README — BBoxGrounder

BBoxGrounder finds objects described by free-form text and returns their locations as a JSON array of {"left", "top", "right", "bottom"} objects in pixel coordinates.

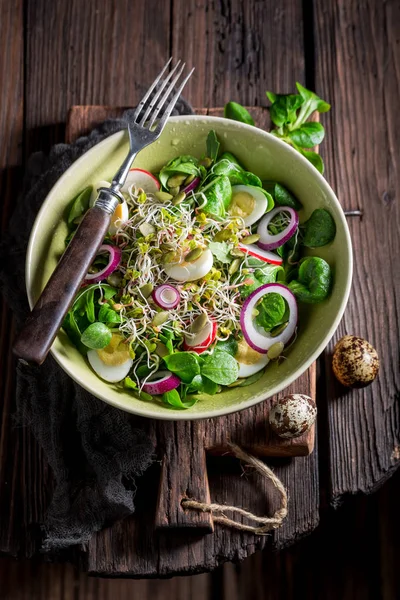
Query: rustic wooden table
[{"left": 0, "top": 0, "right": 399, "bottom": 580}]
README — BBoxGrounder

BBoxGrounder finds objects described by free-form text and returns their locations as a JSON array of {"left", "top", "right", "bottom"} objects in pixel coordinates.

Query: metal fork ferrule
[{"left": 94, "top": 188, "right": 124, "bottom": 214}]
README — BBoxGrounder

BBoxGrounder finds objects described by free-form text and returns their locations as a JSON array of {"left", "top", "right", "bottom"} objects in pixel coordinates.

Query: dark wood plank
[
  {"left": 314, "top": 0, "right": 400, "bottom": 502},
  {"left": 0, "top": 556, "right": 211, "bottom": 599},
  {"left": 66, "top": 106, "right": 125, "bottom": 144},
  {"left": 170, "top": 0, "right": 305, "bottom": 107},
  {"left": 1, "top": 473, "right": 399, "bottom": 596},
  {"left": 0, "top": 0, "right": 24, "bottom": 557},
  {"left": 378, "top": 469, "right": 400, "bottom": 600},
  {"left": 7, "top": 0, "right": 173, "bottom": 560},
  {"left": 156, "top": 421, "right": 214, "bottom": 531},
  {"left": 221, "top": 479, "right": 400, "bottom": 600},
  {"left": 25, "top": 0, "right": 171, "bottom": 154}
]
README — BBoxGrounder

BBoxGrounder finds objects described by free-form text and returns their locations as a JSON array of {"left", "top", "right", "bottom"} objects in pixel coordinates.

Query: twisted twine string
[{"left": 181, "top": 444, "right": 288, "bottom": 535}]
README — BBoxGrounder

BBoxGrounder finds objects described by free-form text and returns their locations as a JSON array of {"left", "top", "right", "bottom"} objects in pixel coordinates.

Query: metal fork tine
[
  {"left": 112, "top": 61, "right": 193, "bottom": 192},
  {"left": 132, "top": 58, "right": 173, "bottom": 120},
  {"left": 147, "top": 62, "right": 187, "bottom": 129},
  {"left": 138, "top": 60, "right": 182, "bottom": 126},
  {"left": 153, "top": 68, "right": 195, "bottom": 134}
]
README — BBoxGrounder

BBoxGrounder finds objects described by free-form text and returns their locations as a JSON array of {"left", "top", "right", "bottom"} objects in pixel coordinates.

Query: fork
[{"left": 13, "top": 59, "right": 194, "bottom": 365}]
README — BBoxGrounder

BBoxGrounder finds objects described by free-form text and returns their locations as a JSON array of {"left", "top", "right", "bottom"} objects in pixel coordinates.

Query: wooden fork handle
[{"left": 13, "top": 205, "right": 112, "bottom": 365}]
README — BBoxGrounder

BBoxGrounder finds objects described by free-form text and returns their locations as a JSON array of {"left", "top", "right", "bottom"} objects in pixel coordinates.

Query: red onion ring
[
  {"left": 142, "top": 371, "right": 180, "bottom": 395},
  {"left": 152, "top": 285, "right": 180, "bottom": 309},
  {"left": 85, "top": 244, "right": 122, "bottom": 283},
  {"left": 240, "top": 283, "right": 298, "bottom": 354},
  {"left": 257, "top": 206, "right": 299, "bottom": 251},
  {"left": 182, "top": 176, "right": 201, "bottom": 195}
]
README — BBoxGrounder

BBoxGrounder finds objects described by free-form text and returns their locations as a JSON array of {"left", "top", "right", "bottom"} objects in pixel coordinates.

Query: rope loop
[{"left": 181, "top": 444, "right": 288, "bottom": 534}]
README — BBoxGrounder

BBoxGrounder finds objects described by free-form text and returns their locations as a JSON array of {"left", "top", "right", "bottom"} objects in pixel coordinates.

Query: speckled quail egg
[
  {"left": 332, "top": 335, "right": 379, "bottom": 388},
  {"left": 269, "top": 394, "right": 317, "bottom": 439}
]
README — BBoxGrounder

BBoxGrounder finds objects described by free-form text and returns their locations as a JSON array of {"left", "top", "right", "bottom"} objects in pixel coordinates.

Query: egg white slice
[
  {"left": 230, "top": 185, "right": 268, "bottom": 226},
  {"left": 237, "top": 354, "right": 270, "bottom": 378},
  {"left": 164, "top": 248, "right": 213, "bottom": 282},
  {"left": 87, "top": 350, "right": 133, "bottom": 383}
]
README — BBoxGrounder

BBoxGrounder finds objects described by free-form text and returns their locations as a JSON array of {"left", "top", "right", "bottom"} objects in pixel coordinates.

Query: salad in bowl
[
  {"left": 27, "top": 115, "right": 352, "bottom": 418},
  {"left": 60, "top": 129, "right": 337, "bottom": 410}
]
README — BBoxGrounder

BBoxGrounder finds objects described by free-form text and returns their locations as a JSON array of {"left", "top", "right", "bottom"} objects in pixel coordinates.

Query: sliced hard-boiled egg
[
  {"left": 237, "top": 355, "right": 270, "bottom": 377},
  {"left": 109, "top": 199, "right": 129, "bottom": 235},
  {"left": 120, "top": 168, "right": 160, "bottom": 194},
  {"left": 89, "top": 180, "right": 130, "bottom": 234},
  {"left": 164, "top": 248, "right": 213, "bottom": 282},
  {"left": 235, "top": 337, "right": 270, "bottom": 377},
  {"left": 229, "top": 185, "right": 269, "bottom": 226},
  {"left": 87, "top": 334, "right": 133, "bottom": 383}
]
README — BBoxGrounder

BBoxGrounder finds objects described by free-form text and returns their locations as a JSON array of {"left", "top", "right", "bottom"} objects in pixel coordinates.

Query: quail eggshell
[
  {"left": 269, "top": 394, "right": 317, "bottom": 439},
  {"left": 332, "top": 335, "right": 379, "bottom": 388}
]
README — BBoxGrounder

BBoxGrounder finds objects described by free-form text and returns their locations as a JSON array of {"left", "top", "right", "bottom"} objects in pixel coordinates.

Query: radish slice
[
  {"left": 152, "top": 285, "right": 180, "bottom": 309},
  {"left": 238, "top": 243, "right": 283, "bottom": 265},
  {"left": 142, "top": 370, "right": 180, "bottom": 395},
  {"left": 120, "top": 168, "right": 160, "bottom": 194},
  {"left": 183, "top": 319, "right": 217, "bottom": 354},
  {"left": 85, "top": 244, "right": 122, "bottom": 283},
  {"left": 182, "top": 176, "right": 201, "bottom": 195},
  {"left": 257, "top": 206, "right": 299, "bottom": 250},
  {"left": 240, "top": 284, "right": 297, "bottom": 354}
]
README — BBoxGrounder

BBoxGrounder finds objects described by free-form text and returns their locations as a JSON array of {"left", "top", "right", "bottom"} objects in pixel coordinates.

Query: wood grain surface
[
  {"left": 314, "top": 0, "right": 400, "bottom": 502},
  {"left": 0, "top": 0, "right": 399, "bottom": 584},
  {"left": 1, "top": 468, "right": 399, "bottom": 598},
  {"left": 0, "top": 0, "right": 24, "bottom": 558}
]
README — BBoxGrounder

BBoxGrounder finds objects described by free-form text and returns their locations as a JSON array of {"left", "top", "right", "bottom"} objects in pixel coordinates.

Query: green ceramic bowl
[{"left": 26, "top": 116, "right": 352, "bottom": 420}]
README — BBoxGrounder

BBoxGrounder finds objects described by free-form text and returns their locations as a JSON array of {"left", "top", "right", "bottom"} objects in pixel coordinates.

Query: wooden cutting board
[{"left": 66, "top": 105, "right": 318, "bottom": 568}]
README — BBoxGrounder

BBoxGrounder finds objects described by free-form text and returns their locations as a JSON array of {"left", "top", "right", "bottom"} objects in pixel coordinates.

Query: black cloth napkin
[{"left": 0, "top": 96, "right": 194, "bottom": 551}]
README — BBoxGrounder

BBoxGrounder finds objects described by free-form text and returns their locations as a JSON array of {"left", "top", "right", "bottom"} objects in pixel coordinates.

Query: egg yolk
[
  {"left": 110, "top": 202, "right": 126, "bottom": 229},
  {"left": 229, "top": 191, "right": 255, "bottom": 219},
  {"left": 97, "top": 334, "right": 130, "bottom": 366},
  {"left": 235, "top": 337, "right": 263, "bottom": 365}
]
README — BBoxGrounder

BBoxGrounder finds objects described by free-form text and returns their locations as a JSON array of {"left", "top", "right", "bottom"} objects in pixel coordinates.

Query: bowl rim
[{"left": 26, "top": 114, "right": 353, "bottom": 421}]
